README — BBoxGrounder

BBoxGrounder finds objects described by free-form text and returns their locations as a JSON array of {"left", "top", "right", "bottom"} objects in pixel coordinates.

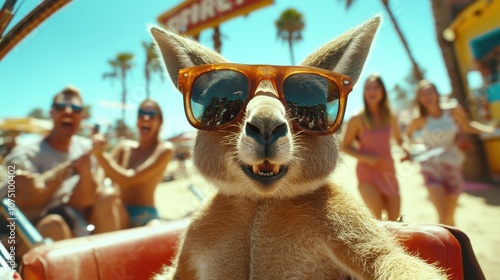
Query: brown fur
[{"left": 150, "top": 16, "right": 447, "bottom": 280}]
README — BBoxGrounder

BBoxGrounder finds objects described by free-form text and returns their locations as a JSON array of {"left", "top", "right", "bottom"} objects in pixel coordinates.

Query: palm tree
[
  {"left": 212, "top": 26, "right": 222, "bottom": 53},
  {"left": 142, "top": 41, "right": 163, "bottom": 99},
  {"left": 103, "top": 52, "right": 134, "bottom": 122},
  {"left": 114, "top": 119, "right": 136, "bottom": 140},
  {"left": 430, "top": 0, "right": 489, "bottom": 181},
  {"left": 0, "top": 0, "right": 71, "bottom": 59},
  {"left": 275, "top": 8, "right": 304, "bottom": 65},
  {"left": 341, "top": 0, "right": 424, "bottom": 81},
  {"left": 27, "top": 107, "right": 49, "bottom": 119},
  {"left": 380, "top": 0, "right": 424, "bottom": 81},
  {"left": 429, "top": 0, "right": 468, "bottom": 109}
]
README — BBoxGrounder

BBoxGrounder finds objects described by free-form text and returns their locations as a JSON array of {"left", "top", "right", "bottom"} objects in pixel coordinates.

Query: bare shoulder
[
  {"left": 406, "top": 116, "right": 426, "bottom": 137},
  {"left": 112, "top": 139, "right": 138, "bottom": 151},
  {"left": 115, "top": 139, "right": 137, "bottom": 153},
  {"left": 153, "top": 141, "right": 175, "bottom": 158},
  {"left": 347, "top": 114, "right": 362, "bottom": 127},
  {"left": 158, "top": 141, "right": 174, "bottom": 152},
  {"left": 341, "top": 115, "right": 363, "bottom": 144},
  {"left": 122, "top": 139, "right": 139, "bottom": 149},
  {"left": 346, "top": 114, "right": 364, "bottom": 134}
]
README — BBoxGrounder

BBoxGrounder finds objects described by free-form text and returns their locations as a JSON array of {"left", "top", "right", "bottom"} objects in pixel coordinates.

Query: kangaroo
[{"left": 150, "top": 16, "right": 446, "bottom": 280}]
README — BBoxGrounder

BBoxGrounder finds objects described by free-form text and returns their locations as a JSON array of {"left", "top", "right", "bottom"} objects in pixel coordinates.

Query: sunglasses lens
[
  {"left": 283, "top": 73, "right": 340, "bottom": 132},
  {"left": 71, "top": 104, "right": 83, "bottom": 113},
  {"left": 139, "top": 109, "right": 156, "bottom": 118},
  {"left": 191, "top": 70, "right": 248, "bottom": 127},
  {"left": 53, "top": 103, "right": 83, "bottom": 113},
  {"left": 53, "top": 103, "right": 66, "bottom": 111}
]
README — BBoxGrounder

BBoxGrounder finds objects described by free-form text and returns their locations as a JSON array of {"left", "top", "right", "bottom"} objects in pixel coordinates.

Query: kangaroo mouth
[{"left": 241, "top": 160, "right": 288, "bottom": 185}]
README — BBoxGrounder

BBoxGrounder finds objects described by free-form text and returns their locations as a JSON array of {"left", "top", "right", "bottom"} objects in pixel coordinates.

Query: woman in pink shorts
[
  {"left": 341, "top": 74, "right": 408, "bottom": 221},
  {"left": 406, "top": 80, "right": 494, "bottom": 226}
]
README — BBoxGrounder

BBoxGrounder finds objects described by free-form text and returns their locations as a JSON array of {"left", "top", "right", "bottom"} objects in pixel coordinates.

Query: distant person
[
  {"left": 0, "top": 131, "right": 19, "bottom": 163},
  {"left": 341, "top": 74, "right": 408, "bottom": 221},
  {"left": 1, "top": 86, "right": 116, "bottom": 253},
  {"left": 406, "top": 80, "right": 494, "bottom": 226},
  {"left": 92, "top": 99, "right": 174, "bottom": 228}
]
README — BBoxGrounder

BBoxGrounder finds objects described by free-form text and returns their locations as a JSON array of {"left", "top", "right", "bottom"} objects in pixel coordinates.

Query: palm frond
[
  {"left": 275, "top": 8, "right": 305, "bottom": 42},
  {"left": 338, "top": 0, "right": 354, "bottom": 9},
  {"left": 102, "top": 71, "right": 117, "bottom": 79}
]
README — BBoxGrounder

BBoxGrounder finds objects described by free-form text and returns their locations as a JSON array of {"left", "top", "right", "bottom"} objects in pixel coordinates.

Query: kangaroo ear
[
  {"left": 149, "top": 26, "right": 228, "bottom": 85},
  {"left": 300, "top": 16, "right": 381, "bottom": 85}
]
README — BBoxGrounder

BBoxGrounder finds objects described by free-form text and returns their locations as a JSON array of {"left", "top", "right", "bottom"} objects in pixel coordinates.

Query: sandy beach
[{"left": 155, "top": 153, "right": 500, "bottom": 279}]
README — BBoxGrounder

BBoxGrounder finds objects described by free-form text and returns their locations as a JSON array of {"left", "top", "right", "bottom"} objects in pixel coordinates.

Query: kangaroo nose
[
  {"left": 245, "top": 118, "right": 288, "bottom": 151},
  {"left": 243, "top": 94, "right": 290, "bottom": 156},
  {"left": 244, "top": 108, "right": 288, "bottom": 158}
]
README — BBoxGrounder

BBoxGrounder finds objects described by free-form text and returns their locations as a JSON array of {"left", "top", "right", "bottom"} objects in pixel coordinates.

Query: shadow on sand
[{"left": 464, "top": 181, "right": 500, "bottom": 206}]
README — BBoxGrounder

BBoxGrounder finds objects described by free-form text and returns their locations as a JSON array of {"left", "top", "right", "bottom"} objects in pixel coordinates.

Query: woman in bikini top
[{"left": 92, "top": 99, "right": 175, "bottom": 229}]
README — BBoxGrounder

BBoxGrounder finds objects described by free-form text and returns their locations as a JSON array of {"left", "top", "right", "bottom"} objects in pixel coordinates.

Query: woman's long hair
[{"left": 361, "top": 74, "right": 392, "bottom": 129}]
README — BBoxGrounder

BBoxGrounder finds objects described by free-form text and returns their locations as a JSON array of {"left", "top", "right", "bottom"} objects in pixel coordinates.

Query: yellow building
[{"left": 445, "top": 0, "right": 500, "bottom": 181}]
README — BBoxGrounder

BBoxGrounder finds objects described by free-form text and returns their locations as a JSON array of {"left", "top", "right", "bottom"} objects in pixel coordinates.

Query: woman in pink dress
[{"left": 341, "top": 74, "right": 408, "bottom": 220}]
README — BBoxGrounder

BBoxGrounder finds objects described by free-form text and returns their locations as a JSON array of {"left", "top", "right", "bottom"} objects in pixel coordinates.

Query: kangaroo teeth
[
  {"left": 272, "top": 164, "right": 280, "bottom": 174},
  {"left": 251, "top": 162, "right": 282, "bottom": 177},
  {"left": 252, "top": 165, "right": 260, "bottom": 174}
]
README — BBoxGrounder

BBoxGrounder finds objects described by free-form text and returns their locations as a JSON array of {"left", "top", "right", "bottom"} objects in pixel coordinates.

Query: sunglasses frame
[
  {"left": 52, "top": 102, "right": 83, "bottom": 113},
  {"left": 138, "top": 109, "right": 158, "bottom": 118},
  {"left": 178, "top": 63, "right": 353, "bottom": 135}
]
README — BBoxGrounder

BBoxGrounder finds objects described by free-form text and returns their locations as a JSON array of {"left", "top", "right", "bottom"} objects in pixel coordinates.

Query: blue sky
[{"left": 0, "top": 0, "right": 450, "bottom": 138}]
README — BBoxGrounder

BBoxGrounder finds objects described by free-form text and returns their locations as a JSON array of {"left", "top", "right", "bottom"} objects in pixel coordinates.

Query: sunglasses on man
[
  {"left": 52, "top": 103, "right": 83, "bottom": 113},
  {"left": 177, "top": 63, "right": 353, "bottom": 135},
  {"left": 138, "top": 109, "right": 158, "bottom": 118}
]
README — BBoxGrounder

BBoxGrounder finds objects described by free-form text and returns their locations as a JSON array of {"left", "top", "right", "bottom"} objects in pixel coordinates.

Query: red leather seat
[
  {"left": 20, "top": 220, "right": 483, "bottom": 280},
  {"left": 382, "top": 222, "right": 463, "bottom": 280},
  {"left": 20, "top": 219, "right": 189, "bottom": 280}
]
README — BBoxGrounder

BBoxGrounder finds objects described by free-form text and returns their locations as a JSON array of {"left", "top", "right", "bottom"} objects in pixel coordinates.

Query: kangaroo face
[
  {"left": 150, "top": 16, "right": 380, "bottom": 199},
  {"left": 192, "top": 87, "right": 339, "bottom": 199}
]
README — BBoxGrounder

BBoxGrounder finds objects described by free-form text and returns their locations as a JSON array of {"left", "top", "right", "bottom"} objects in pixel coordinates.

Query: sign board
[{"left": 158, "top": 0, "right": 273, "bottom": 36}]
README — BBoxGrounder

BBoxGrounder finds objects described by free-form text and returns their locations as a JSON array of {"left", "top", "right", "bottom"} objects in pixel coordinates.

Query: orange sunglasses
[{"left": 177, "top": 63, "right": 353, "bottom": 135}]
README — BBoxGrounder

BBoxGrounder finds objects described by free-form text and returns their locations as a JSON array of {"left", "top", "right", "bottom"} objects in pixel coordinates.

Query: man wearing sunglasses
[{"left": 2, "top": 87, "right": 109, "bottom": 255}]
